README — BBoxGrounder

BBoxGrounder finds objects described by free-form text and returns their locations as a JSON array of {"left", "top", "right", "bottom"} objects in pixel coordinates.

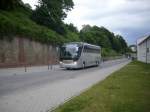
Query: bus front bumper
[{"left": 59, "top": 61, "right": 79, "bottom": 69}]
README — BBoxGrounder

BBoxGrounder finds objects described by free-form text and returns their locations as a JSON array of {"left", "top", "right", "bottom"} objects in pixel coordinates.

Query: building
[{"left": 137, "top": 35, "right": 150, "bottom": 63}]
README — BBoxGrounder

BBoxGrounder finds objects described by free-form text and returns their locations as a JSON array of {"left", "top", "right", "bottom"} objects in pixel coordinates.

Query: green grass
[{"left": 53, "top": 61, "right": 150, "bottom": 112}]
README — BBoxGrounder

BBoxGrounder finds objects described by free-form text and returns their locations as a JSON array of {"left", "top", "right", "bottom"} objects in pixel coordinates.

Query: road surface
[{"left": 0, "top": 59, "right": 130, "bottom": 112}]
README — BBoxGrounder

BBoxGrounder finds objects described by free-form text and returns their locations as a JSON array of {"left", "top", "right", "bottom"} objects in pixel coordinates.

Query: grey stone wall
[{"left": 0, "top": 37, "right": 59, "bottom": 68}]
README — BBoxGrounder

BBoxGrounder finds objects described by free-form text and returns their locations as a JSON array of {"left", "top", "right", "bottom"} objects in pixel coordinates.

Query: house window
[{"left": 147, "top": 48, "right": 149, "bottom": 53}]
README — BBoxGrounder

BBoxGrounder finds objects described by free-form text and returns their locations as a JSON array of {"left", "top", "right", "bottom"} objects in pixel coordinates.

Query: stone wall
[{"left": 0, "top": 37, "right": 59, "bottom": 68}]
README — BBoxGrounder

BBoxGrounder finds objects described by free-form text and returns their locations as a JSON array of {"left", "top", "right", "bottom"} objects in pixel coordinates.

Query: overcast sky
[{"left": 22, "top": 0, "right": 150, "bottom": 45}]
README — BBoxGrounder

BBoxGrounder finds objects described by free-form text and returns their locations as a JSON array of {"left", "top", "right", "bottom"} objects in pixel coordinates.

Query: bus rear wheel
[{"left": 96, "top": 61, "right": 99, "bottom": 66}]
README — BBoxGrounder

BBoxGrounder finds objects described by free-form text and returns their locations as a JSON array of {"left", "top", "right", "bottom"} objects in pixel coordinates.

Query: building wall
[
  {"left": 147, "top": 38, "right": 150, "bottom": 63},
  {"left": 137, "top": 38, "right": 150, "bottom": 63},
  {"left": 0, "top": 37, "right": 59, "bottom": 68}
]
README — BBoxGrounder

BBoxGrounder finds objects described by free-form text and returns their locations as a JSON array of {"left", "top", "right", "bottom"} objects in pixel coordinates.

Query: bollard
[
  {"left": 25, "top": 65, "right": 27, "bottom": 72},
  {"left": 48, "top": 64, "right": 50, "bottom": 70},
  {"left": 51, "top": 64, "right": 53, "bottom": 70}
]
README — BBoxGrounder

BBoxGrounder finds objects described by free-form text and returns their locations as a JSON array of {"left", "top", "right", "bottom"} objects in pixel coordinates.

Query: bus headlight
[
  {"left": 60, "top": 61, "right": 62, "bottom": 64},
  {"left": 73, "top": 61, "right": 77, "bottom": 65}
]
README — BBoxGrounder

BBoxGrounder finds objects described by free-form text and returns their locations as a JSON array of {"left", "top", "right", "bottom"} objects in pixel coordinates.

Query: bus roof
[{"left": 64, "top": 42, "right": 101, "bottom": 49}]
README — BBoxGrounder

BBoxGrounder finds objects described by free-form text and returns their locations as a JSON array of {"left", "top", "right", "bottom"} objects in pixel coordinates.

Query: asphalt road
[
  {"left": 0, "top": 58, "right": 131, "bottom": 112},
  {"left": 0, "top": 58, "right": 128, "bottom": 97}
]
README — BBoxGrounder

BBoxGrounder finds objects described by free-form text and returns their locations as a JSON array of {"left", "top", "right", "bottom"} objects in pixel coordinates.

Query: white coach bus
[{"left": 59, "top": 42, "right": 101, "bottom": 69}]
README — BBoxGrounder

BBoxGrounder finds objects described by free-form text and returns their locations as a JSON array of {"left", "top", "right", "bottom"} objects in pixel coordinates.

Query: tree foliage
[
  {"left": 65, "top": 23, "right": 78, "bottom": 33},
  {"left": 31, "top": 0, "right": 74, "bottom": 34},
  {"left": 80, "top": 25, "right": 128, "bottom": 54},
  {"left": 0, "top": 0, "right": 23, "bottom": 10}
]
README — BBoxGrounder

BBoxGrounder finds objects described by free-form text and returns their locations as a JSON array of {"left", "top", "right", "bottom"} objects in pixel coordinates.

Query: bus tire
[
  {"left": 82, "top": 62, "right": 85, "bottom": 69},
  {"left": 96, "top": 61, "right": 99, "bottom": 66}
]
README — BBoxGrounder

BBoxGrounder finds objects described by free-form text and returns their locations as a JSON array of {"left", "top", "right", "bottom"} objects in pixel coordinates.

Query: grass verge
[{"left": 53, "top": 61, "right": 150, "bottom": 112}]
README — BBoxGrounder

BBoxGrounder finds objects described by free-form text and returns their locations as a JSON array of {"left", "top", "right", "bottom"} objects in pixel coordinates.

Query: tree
[
  {"left": 80, "top": 25, "right": 111, "bottom": 47},
  {"left": 79, "top": 25, "right": 128, "bottom": 54},
  {"left": 112, "top": 36, "right": 122, "bottom": 52},
  {"left": 65, "top": 23, "right": 78, "bottom": 33},
  {"left": 0, "top": 0, "right": 21, "bottom": 10},
  {"left": 115, "top": 35, "right": 128, "bottom": 53},
  {"left": 24, "top": 3, "right": 32, "bottom": 10},
  {"left": 31, "top": 0, "right": 74, "bottom": 34}
]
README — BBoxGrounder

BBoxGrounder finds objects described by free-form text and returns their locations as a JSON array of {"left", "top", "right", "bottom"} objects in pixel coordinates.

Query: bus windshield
[{"left": 60, "top": 44, "right": 82, "bottom": 60}]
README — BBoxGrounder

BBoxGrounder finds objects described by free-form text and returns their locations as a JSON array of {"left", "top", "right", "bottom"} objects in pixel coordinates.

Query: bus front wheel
[{"left": 82, "top": 62, "right": 85, "bottom": 69}]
